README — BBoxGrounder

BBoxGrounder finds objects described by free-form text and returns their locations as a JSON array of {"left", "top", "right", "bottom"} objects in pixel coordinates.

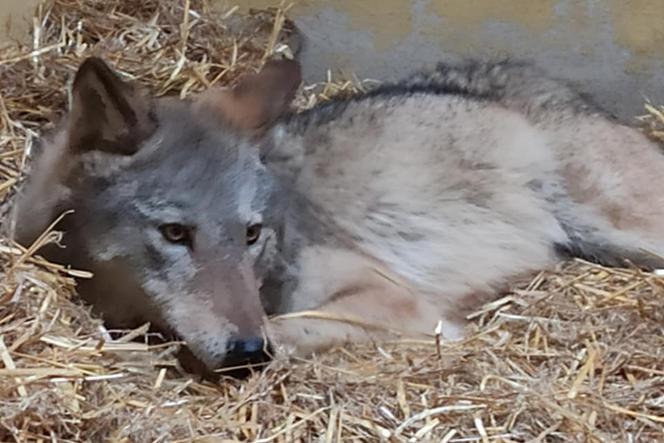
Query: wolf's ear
[
  {"left": 67, "top": 57, "right": 157, "bottom": 155},
  {"left": 195, "top": 58, "right": 302, "bottom": 135}
]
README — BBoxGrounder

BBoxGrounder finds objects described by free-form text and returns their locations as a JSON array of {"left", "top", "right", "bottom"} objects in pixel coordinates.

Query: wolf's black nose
[{"left": 224, "top": 337, "right": 271, "bottom": 369}]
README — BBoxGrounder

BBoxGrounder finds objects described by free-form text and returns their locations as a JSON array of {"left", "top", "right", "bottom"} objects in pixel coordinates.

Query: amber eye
[
  {"left": 159, "top": 223, "right": 192, "bottom": 246},
  {"left": 246, "top": 223, "right": 262, "bottom": 246}
]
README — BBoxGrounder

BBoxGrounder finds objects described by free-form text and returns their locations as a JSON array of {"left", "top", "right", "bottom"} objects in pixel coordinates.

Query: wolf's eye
[
  {"left": 246, "top": 223, "right": 262, "bottom": 246},
  {"left": 159, "top": 223, "right": 192, "bottom": 246}
]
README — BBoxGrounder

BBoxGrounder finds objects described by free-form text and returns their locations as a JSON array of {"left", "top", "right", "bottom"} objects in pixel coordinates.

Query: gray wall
[{"left": 239, "top": 0, "right": 664, "bottom": 122}]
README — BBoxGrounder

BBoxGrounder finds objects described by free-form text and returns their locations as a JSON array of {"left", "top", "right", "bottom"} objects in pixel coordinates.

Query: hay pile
[{"left": 0, "top": 1, "right": 662, "bottom": 441}]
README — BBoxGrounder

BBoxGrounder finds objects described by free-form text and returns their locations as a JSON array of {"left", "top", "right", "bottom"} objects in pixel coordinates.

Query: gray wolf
[{"left": 12, "top": 56, "right": 664, "bottom": 372}]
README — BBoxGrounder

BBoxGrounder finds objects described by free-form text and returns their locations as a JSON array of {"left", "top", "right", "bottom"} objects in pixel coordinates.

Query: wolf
[{"left": 12, "top": 55, "right": 664, "bottom": 372}]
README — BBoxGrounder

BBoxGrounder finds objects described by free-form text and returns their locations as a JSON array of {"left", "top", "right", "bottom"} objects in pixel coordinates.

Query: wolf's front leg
[{"left": 264, "top": 278, "right": 465, "bottom": 359}]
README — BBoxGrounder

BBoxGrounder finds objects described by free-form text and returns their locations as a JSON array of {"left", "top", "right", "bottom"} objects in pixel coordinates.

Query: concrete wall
[
  {"left": 237, "top": 0, "right": 664, "bottom": 122},
  {"left": 2, "top": 1, "right": 662, "bottom": 121},
  {"left": 1, "top": 0, "right": 40, "bottom": 45}
]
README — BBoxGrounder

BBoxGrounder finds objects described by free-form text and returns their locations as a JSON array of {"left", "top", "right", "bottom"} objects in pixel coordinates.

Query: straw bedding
[{"left": 0, "top": 1, "right": 662, "bottom": 441}]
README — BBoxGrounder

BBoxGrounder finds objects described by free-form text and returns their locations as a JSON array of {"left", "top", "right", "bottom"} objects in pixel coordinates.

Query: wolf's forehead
[
  {"left": 117, "top": 110, "right": 271, "bottom": 215},
  {"left": 131, "top": 198, "right": 189, "bottom": 221},
  {"left": 125, "top": 150, "right": 268, "bottom": 220}
]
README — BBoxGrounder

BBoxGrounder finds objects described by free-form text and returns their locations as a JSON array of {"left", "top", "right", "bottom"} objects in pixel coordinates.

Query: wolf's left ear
[{"left": 195, "top": 59, "right": 302, "bottom": 135}]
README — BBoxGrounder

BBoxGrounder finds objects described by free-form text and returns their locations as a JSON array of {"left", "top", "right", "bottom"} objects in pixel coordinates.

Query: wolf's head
[{"left": 13, "top": 57, "right": 302, "bottom": 371}]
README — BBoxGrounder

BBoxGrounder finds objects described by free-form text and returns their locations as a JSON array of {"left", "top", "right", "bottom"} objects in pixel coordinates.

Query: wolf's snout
[
  {"left": 221, "top": 336, "right": 272, "bottom": 370},
  {"left": 174, "top": 335, "right": 272, "bottom": 380}
]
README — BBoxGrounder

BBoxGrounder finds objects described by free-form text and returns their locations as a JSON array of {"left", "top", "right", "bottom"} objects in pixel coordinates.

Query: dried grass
[
  {"left": 639, "top": 102, "right": 664, "bottom": 145},
  {"left": 0, "top": 1, "right": 663, "bottom": 442}
]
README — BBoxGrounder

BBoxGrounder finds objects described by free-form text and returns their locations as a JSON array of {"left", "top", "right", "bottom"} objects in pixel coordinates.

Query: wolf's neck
[{"left": 260, "top": 138, "right": 340, "bottom": 315}]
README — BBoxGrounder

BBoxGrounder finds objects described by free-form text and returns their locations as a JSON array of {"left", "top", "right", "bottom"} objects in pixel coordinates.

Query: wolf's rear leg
[{"left": 551, "top": 120, "right": 664, "bottom": 271}]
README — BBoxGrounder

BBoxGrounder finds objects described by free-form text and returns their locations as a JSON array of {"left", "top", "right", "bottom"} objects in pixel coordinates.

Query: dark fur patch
[
  {"left": 555, "top": 226, "right": 664, "bottom": 271},
  {"left": 143, "top": 242, "right": 168, "bottom": 269},
  {"left": 283, "top": 57, "right": 620, "bottom": 138}
]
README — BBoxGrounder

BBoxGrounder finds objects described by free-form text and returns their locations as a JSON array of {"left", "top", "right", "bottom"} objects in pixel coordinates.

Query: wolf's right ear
[
  {"left": 67, "top": 57, "right": 157, "bottom": 156},
  {"left": 194, "top": 59, "right": 302, "bottom": 136}
]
